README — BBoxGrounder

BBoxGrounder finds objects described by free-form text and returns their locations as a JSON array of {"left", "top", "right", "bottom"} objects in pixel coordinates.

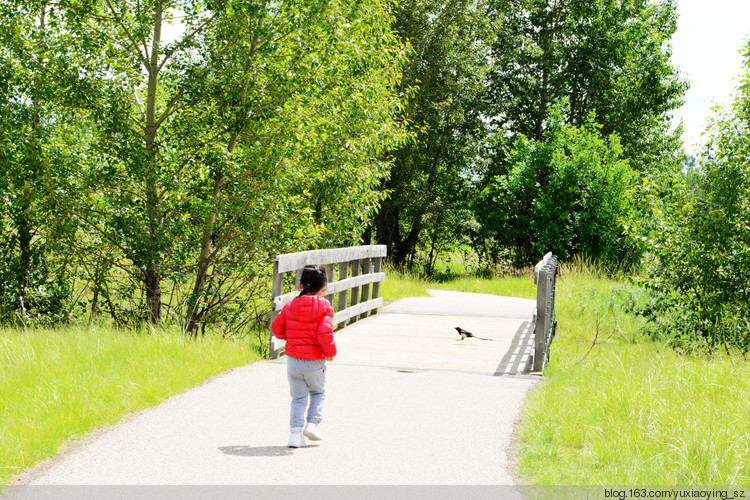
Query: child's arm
[
  {"left": 317, "top": 306, "right": 336, "bottom": 359},
  {"left": 271, "top": 308, "right": 287, "bottom": 340}
]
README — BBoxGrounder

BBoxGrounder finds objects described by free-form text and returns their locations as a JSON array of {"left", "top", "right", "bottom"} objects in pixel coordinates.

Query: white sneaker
[
  {"left": 303, "top": 422, "right": 322, "bottom": 441},
  {"left": 288, "top": 431, "right": 306, "bottom": 448}
]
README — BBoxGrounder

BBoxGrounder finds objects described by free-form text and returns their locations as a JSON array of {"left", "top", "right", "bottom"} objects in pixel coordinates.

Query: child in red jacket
[{"left": 272, "top": 264, "right": 337, "bottom": 448}]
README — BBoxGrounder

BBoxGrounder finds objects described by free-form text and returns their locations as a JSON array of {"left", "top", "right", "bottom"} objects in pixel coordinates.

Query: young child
[{"left": 271, "top": 264, "right": 337, "bottom": 448}]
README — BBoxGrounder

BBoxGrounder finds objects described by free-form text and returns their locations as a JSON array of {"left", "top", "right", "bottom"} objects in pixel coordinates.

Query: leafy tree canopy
[
  {"left": 628, "top": 42, "right": 750, "bottom": 352},
  {"left": 478, "top": 102, "right": 635, "bottom": 266}
]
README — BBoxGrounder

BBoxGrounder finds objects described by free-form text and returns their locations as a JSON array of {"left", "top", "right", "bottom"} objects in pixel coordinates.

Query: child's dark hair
[{"left": 298, "top": 265, "right": 328, "bottom": 297}]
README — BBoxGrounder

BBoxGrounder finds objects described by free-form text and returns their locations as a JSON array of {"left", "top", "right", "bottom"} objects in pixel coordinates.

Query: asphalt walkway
[{"left": 14, "top": 290, "right": 540, "bottom": 486}]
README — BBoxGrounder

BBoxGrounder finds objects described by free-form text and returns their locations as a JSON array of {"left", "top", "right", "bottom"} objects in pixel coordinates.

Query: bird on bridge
[{"left": 454, "top": 327, "right": 493, "bottom": 341}]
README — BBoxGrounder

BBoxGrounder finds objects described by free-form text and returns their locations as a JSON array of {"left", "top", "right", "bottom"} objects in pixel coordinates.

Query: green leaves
[
  {"left": 477, "top": 102, "right": 635, "bottom": 267},
  {"left": 629, "top": 44, "right": 750, "bottom": 351},
  {"left": 487, "top": 0, "right": 687, "bottom": 175},
  {"left": 0, "top": 0, "right": 406, "bottom": 332},
  {"left": 376, "top": 0, "right": 496, "bottom": 267}
]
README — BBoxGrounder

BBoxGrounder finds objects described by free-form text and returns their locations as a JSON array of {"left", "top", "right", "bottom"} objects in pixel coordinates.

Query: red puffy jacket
[{"left": 272, "top": 295, "right": 337, "bottom": 359}]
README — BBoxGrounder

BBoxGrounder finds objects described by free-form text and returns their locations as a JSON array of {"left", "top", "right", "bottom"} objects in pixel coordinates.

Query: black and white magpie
[{"left": 454, "top": 327, "right": 493, "bottom": 341}]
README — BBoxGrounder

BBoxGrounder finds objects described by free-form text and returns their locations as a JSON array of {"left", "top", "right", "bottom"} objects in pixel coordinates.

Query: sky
[{"left": 670, "top": 0, "right": 750, "bottom": 156}]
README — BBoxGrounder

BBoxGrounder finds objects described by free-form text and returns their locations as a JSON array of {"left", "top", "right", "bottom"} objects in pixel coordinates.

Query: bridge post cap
[{"left": 534, "top": 252, "right": 557, "bottom": 284}]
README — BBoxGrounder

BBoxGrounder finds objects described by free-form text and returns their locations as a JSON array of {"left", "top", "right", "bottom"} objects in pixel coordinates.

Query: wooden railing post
[
  {"left": 349, "top": 258, "right": 360, "bottom": 324},
  {"left": 371, "top": 257, "right": 382, "bottom": 315},
  {"left": 359, "top": 258, "right": 372, "bottom": 320},
  {"left": 533, "top": 271, "right": 548, "bottom": 372},
  {"left": 269, "top": 259, "right": 284, "bottom": 359},
  {"left": 533, "top": 252, "right": 558, "bottom": 371},
  {"left": 337, "top": 261, "right": 349, "bottom": 326},
  {"left": 323, "top": 264, "right": 336, "bottom": 304}
]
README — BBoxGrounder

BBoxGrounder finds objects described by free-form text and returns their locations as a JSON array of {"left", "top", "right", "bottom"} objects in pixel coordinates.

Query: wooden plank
[
  {"left": 330, "top": 272, "right": 384, "bottom": 295},
  {"left": 276, "top": 245, "right": 387, "bottom": 274},
  {"left": 332, "top": 298, "right": 383, "bottom": 326},
  {"left": 337, "top": 261, "right": 349, "bottom": 314},
  {"left": 359, "top": 258, "right": 372, "bottom": 320},
  {"left": 272, "top": 273, "right": 386, "bottom": 312},
  {"left": 269, "top": 260, "right": 285, "bottom": 359},
  {"left": 273, "top": 290, "right": 299, "bottom": 311}
]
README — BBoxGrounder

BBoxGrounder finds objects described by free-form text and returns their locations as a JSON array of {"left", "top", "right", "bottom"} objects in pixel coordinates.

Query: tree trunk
[
  {"left": 185, "top": 166, "right": 230, "bottom": 335},
  {"left": 16, "top": 212, "right": 33, "bottom": 311},
  {"left": 375, "top": 200, "right": 401, "bottom": 260},
  {"left": 143, "top": 5, "right": 163, "bottom": 323},
  {"left": 143, "top": 268, "right": 161, "bottom": 323},
  {"left": 391, "top": 148, "right": 442, "bottom": 267}
]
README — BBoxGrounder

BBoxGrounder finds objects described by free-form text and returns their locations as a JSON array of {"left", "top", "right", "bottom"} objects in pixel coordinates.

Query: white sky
[{"left": 670, "top": 0, "right": 750, "bottom": 156}]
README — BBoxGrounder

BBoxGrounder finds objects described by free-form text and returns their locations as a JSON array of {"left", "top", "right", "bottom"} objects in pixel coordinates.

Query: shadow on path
[
  {"left": 494, "top": 321, "right": 534, "bottom": 376},
  {"left": 218, "top": 446, "right": 293, "bottom": 458}
]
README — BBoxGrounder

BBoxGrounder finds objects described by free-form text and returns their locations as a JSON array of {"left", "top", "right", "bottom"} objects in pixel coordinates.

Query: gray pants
[{"left": 286, "top": 356, "right": 327, "bottom": 431}]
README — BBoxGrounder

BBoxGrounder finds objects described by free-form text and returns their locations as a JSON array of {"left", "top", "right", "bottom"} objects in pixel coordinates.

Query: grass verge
[
  {"left": 0, "top": 326, "right": 259, "bottom": 485},
  {"left": 516, "top": 262, "right": 750, "bottom": 484}
]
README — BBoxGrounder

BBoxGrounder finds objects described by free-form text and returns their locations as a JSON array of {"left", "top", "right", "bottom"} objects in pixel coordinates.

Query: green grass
[
  {"left": 515, "top": 261, "right": 750, "bottom": 485},
  {"left": 380, "top": 264, "right": 537, "bottom": 302},
  {"left": 0, "top": 325, "right": 260, "bottom": 485},
  {"left": 428, "top": 274, "right": 537, "bottom": 299},
  {"left": 379, "top": 265, "right": 431, "bottom": 302}
]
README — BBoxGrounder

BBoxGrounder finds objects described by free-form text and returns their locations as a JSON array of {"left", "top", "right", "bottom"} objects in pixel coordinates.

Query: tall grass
[
  {"left": 516, "top": 260, "right": 750, "bottom": 484},
  {"left": 0, "top": 326, "right": 259, "bottom": 485}
]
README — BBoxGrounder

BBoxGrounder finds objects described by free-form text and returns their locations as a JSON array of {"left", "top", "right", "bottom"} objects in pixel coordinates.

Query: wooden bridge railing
[
  {"left": 533, "top": 252, "right": 558, "bottom": 371},
  {"left": 268, "top": 245, "right": 387, "bottom": 359}
]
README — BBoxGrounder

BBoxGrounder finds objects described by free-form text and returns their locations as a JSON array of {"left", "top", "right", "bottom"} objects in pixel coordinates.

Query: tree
[
  {"left": 486, "top": 0, "right": 687, "bottom": 175},
  {"left": 0, "top": 0, "right": 77, "bottom": 323},
  {"left": 629, "top": 43, "right": 750, "bottom": 352},
  {"left": 41, "top": 0, "right": 405, "bottom": 332},
  {"left": 466, "top": 0, "right": 688, "bottom": 270},
  {"left": 374, "top": 0, "right": 495, "bottom": 267},
  {"left": 477, "top": 103, "right": 635, "bottom": 266},
  {"left": 179, "top": 0, "right": 406, "bottom": 334}
]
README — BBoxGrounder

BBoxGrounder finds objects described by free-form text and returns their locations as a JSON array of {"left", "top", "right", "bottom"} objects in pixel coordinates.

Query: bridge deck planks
[{"left": 331, "top": 290, "right": 536, "bottom": 375}]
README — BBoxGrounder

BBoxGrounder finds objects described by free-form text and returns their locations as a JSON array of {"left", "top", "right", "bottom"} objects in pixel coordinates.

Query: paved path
[{"left": 15, "top": 290, "right": 540, "bottom": 486}]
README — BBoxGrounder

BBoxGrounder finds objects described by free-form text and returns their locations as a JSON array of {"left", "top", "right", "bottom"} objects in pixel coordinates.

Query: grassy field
[
  {"left": 379, "top": 263, "right": 537, "bottom": 302},
  {"left": 514, "top": 262, "right": 750, "bottom": 485},
  {"left": 0, "top": 326, "right": 259, "bottom": 485}
]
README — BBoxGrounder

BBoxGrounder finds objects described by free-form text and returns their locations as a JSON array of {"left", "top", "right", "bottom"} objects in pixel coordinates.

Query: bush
[{"left": 476, "top": 102, "right": 637, "bottom": 267}]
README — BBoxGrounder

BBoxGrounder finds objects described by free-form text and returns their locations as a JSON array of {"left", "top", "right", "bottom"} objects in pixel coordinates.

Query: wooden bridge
[
  {"left": 269, "top": 245, "right": 557, "bottom": 375},
  {"left": 334, "top": 289, "right": 536, "bottom": 375}
]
